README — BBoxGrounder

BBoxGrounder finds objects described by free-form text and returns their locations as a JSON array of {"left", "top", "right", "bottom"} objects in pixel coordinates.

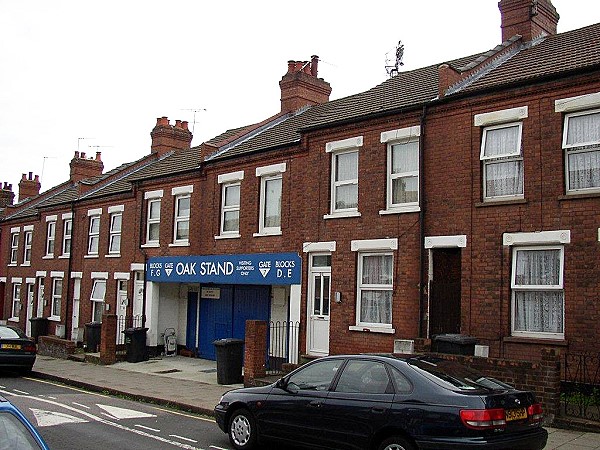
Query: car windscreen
[
  {"left": 0, "top": 411, "right": 43, "bottom": 449},
  {"left": 0, "top": 327, "right": 22, "bottom": 339},
  {"left": 407, "top": 357, "right": 514, "bottom": 392}
]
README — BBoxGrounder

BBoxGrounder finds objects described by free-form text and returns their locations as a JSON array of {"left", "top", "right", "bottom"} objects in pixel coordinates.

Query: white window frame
[
  {"left": 108, "top": 210, "right": 122, "bottom": 255},
  {"left": 510, "top": 245, "right": 565, "bottom": 339},
  {"left": 145, "top": 198, "right": 161, "bottom": 246},
  {"left": 10, "top": 231, "right": 19, "bottom": 265},
  {"left": 51, "top": 277, "right": 63, "bottom": 320},
  {"left": 172, "top": 194, "right": 191, "bottom": 245},
  {"left": 22, "top": 229, "right": 33, "bottom": 266},
  {"left": 562, "top": 109, "right": 600, "bottom": 194},
  {"left": 255, "top": 163, "right": 286, "bottom": 236},
  {"left": 88, "top": 216, "right": 100, "bottom": 255},
  {"left": 90, "top": 278, "right": 107, "bottom": 323},
  {"left": 62, "top": 218, "right": 72, "bottom": 256},
  {"left": 45, "top": 220, "right": 56, "bottom": 257},
  {"left": 11, "top": 282, "right": 21, "bottom": 320},
  {"left": 381, "top": 126, "right": 421, "bottom": 214},
  {"left": 480, "top": 122, "right": 524, "bottom": 200},
  {"left": 325, "top": 136, "right": 363, "bottom": 219},
  {"left": 220, "top": 182, "right": 241, "bottom": 237},
  {"left": 349, "top": 238, "right": 397, "bottom": 334}
]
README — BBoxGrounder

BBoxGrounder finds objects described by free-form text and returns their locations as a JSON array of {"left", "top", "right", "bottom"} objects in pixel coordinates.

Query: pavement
[{"left": 31, "top": 354, "right": 600, "bottom": 450}]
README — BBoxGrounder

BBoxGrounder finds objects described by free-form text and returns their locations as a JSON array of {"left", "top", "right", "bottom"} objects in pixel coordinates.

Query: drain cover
[{"left": 199, "top": 368, "right": 217, "bottom": 373}]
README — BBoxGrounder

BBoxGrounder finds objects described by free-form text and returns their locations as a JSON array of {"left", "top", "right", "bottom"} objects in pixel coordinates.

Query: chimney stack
[
  {"left": 18, "top": 172, "right": 41, "bottom": 202},
  {"left": 279, "top": 55, "right": 332, "bottom": 113},
  {"left": 498, "top": 0, "right": 559, "bottom": 42},
  {"left": 0, "top": 182, "right": 15, "bottom": 208},
  {"left": 69, "top": 151, "right": 104, "bottom": 183},
  {"left": 150, "top": 117, "right": 193, "bottom": 156}
]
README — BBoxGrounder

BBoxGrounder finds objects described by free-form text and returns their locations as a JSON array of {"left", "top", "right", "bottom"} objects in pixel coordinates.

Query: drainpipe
[
  {"left": 136, "top": 183, "right": 148, "bottom": 328},
  {"left": 418, "top": 105, "right": 427, "bottom": 338},
  {"left": 64, "top": 201, "right": 75, "bottom": 340}
]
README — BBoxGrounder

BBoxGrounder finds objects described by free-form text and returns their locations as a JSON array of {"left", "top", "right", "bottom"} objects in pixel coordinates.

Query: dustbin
[
  {"left": 123, "top": 327, "right": 148, "bottom": 363},
  {"left": 213, "top": 338, "right": 244, "bottom": 384},
  {"left": 432, "top": 334, "right": 477, "bottom": 355},
  {"left": 29, "top": 317, "right": 49, "bottom": 343},
  {"left": 84, "top": 322, "right": 102, "bottom": 352}
]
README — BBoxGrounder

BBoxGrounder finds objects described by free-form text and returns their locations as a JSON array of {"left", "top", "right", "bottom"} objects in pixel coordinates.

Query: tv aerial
[{"left": 385, "top": 40, "right": 404, "bottom": 78}]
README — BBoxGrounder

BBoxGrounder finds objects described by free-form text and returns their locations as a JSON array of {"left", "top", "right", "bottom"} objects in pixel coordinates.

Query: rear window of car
[
  {"left": 0, "top": 411, "right": 43, "bottom": 449},
  {"left": 0, "top": 327, "right": 22, "bottom": 339},
  {"left": 407, "top": 357, "right": 513, "bottom": 392}
]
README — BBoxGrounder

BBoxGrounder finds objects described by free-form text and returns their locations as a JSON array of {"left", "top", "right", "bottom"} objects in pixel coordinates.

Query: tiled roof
[
  {"left": 202, "top": 23, "right": 600, "bottom": 162},
  {"left": 128, "top": 147, "right": 202, "bottom": 182}
]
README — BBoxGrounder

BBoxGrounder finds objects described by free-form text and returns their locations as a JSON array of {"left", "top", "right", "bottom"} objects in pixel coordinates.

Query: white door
[
  {"left": 36, "top": 278, "right": 45, "bottom": 318},
  {"left": 71, "top": 278, "right": 81, "bottom": 341},
  {"left": 307, "top": 254, "right": 331, "bottom": 356},
  {"left": 25, "top": 283, "right": 35, "bottom": 336},
  {"left": 133, "top": 272, "right": 144, "bottom": 318},
  {"left": 116, "top": 280, "right": 128, "bottom": 344}
]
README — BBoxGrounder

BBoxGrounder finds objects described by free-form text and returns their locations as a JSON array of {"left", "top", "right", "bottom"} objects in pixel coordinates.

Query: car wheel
[
  {"left": 228, "top": 408, "right": 257, "bottom": 450},
  {"left": 378, "top": 436, "right": 415, "bottom": 450}
]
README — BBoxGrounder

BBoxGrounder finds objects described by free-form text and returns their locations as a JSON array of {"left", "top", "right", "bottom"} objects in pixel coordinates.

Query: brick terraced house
[{"left": 1, "top": 0, "right": 599, "bottom": 366}]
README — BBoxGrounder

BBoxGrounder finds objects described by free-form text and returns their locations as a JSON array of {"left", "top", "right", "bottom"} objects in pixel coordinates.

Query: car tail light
[
  {"left": 527, "top": 403, "right": 543, "bottom": 422},
  {"left": 23, "top": 344, "right": 37, "bottom": 353},
  {"left": 460, "top": 408, "right": 506, "bottom": 429}
]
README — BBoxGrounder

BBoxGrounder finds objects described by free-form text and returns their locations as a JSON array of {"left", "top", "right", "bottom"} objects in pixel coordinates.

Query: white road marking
[
  {"left": 13, "top": 389, "right": 29, "bottom": 395},
  {"left": 0, "top": 388, "right": 204, "bottom": 449},
  {"left": 96, "top": 403, "right": 157, "bottom": 420},
  {"left": 208, "top": 446, "right": 229, "bottom": 450},
  {"left": 30, "top": 408, "right": 88, "bottom": 427},
  {"left": 170, "top": 435, "right": 197, "bottom": 443},
  {"left": 135, "top": 424, "right": 160, "bottom": 432},
  {"left": 72, "top": 402, "right": 91, "bottom": 409}
]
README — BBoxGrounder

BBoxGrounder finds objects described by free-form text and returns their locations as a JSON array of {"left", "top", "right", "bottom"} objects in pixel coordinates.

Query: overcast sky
[{"left": 1, "top": 0, "right": 597, "bottom": 196}]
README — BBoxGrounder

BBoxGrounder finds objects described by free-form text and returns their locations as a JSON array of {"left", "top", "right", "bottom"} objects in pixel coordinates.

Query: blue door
[
  {"left": 198, "top": 286, "right": 234, "bottom": 360},
  {"left": 197, "top": 285, "right": 271, "bottom": 360},
  {"left": 232, "top": 285, "right": 271, "bottom": 339},
  {"left": 186, "top": 292, "right": 198, "bottom": 355}
]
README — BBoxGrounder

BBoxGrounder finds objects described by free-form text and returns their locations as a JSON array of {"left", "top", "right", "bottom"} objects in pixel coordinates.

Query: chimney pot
[
  {"left": 310, "top": 55, "right": 319, "bottom": 77},
  {"left": 28, "top": 172, "right": 33, "bottom": 180},
  {"left": 175, "top": 119, "right": 182, "bottom": 128},
  {"left": 81, "top": 152, "right": 86, "bottom": 159},
  {"left": 181, "top": 121, "right": 189, "bottom": 130},
  {"left": 74, "top": 151, "right": 80, "bottom": 158},
  {"left": 95, "top": 151, "right": 101, "bottom": 161},
  {"left": 21, "top": 173, "right": 27, "bottom": 181}
]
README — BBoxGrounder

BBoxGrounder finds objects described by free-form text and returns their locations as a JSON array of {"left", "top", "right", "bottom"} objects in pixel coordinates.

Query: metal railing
[
  {"left": 116, "top": 315, "right": 143, "bottom": 347},
  {"left": 266, "top": 320, "right": 300, "bottom": 375},
  {"left": 561, "top": 352, "right": 600, "bottom": 421}
]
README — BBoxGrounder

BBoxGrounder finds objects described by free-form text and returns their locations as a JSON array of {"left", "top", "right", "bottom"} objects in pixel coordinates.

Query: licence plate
[
  {"left": 1, "top": 343, "right": 22, "bottom": 350},
  {"left": 506, "top": 407, "right": 527, "bottom": 421}
]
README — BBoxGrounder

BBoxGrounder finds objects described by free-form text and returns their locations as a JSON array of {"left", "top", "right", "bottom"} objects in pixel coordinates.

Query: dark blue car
[
  {"left": 0, "top": 395, "right": 50, "bottom": 449},
  {"left": 215, "top": 354, "right": 548, "bottom": 450}
]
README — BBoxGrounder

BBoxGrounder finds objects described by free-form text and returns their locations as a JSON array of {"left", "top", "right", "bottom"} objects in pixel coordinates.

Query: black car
[
  {"left": 215, "top": 354, "right": 548, "bottom": 450},
  {"left": 0, "top": 325, "right": 37, "bottom": 374}
]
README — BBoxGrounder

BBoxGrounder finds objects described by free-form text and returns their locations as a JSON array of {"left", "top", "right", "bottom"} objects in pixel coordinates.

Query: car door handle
[
  {"left": 308, "top": 401, "right": 322, "bottom": 408},
  {"left": 371, "top": 407, "right": 386, "bottom": 414}
]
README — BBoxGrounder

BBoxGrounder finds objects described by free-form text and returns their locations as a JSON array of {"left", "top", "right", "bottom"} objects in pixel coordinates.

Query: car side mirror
[{"left": 275, "top": 378, "right": 287, "bottom": 390}]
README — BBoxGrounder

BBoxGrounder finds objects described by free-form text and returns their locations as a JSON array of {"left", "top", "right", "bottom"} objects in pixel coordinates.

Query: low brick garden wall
[{"left": 37, "top": 335, "right": 76, "bottom": 359}]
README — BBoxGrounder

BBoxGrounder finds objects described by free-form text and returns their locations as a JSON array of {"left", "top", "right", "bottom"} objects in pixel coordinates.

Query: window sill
[
  {"left": 253, "top": 231, "right": 282, "bottom": 238},
  {"left": 8, "top": 317, "right": 19, "bottom": 323},
  {"left": 475, "top": 198, "right": 526, "bottom": 207},
  {"left": 59, "top": 255, "right": 70, "bottom": 259},
  {"left": 215, "top": 234, "right": 241, "bottom": 240},
  {"left": 48, "top": 316, "right": 61, "bottom": 322},
  {"left": 105, "top": 254, "right": 121, "bottom": 258},
  {"left": 42, "top": 255, "right": 54, "bottom": 260},
  {"left": 8, "top": 264, "right": 17, "bottom": 267},
  {"left": 84, "top": 255, "right": 99, "bottom": 259},
  {"left": 503, "top": 336, "right": 567, "bottom": 346},
  {"left": 559, "top": 191, "right": 600, "bottom": 201},
  {"left": 324, "top": 211, "right": 361, "bottom": 220},
  {"left": 169, "top": 241, "right": 190, "bottom": 247},
  {"left": 141, "top": 242, "right": 160, "bottom": 248},
  {"left": 379, "top": 205, "right": 420, "bottom": 215},
  {"left": 348, "top": 325, "right": 395, "bottom": 334},
  {"left": 21, "top": 263, "right": 31, "bottom": 267}
]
